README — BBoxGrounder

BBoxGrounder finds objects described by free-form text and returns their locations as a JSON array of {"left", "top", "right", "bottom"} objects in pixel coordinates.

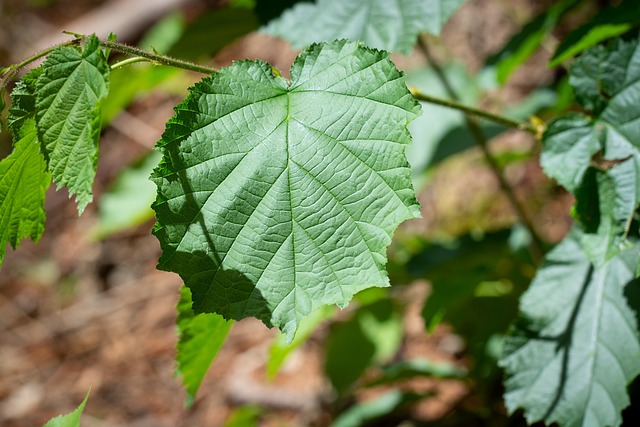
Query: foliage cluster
[{"left": 1, "top": 0, "right": 640, "bottom": 426}]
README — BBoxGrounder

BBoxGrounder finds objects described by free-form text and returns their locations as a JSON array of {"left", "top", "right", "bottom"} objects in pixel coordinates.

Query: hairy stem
[
  {"left": 110, "top": 56, "right": 152, "bottom": 70},
  {"left": 417, "top": 36, "right": 544, "bottom": 260},
  {"left": 409, "top": 87, "right": 537, "bottom": 134},
  {"left": 94, "top": 38, "right": 217, "bottom": 75}
]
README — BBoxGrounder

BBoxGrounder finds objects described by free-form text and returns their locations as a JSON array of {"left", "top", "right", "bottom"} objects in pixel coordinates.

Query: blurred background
[{"left": 0, "top": 0, "right": 613, "bottom": 426}]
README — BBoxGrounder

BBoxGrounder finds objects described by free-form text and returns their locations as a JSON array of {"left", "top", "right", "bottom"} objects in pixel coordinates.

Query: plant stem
[
  {"left": 417, "top": 36, "right": 544, "bottom": 260},
  {"left": 409, "top": 88, "right": 537, "bottom": 134},
  {"left": 110, "top": 56, "right": 151, "bottom": 70},
  {"left": 5, "top": 40, "right": 78, "bottom": 73},
  {"left": 93, "top": 37, "right": 217, "bottom": 75},
  {"left": 1, "top": 40, "right": 80, "bottom": 88}
]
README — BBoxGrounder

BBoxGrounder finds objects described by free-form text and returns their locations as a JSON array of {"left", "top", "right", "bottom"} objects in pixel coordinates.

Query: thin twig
[{"left": 417, "top": 36, "right": 544, "bottom": 261}]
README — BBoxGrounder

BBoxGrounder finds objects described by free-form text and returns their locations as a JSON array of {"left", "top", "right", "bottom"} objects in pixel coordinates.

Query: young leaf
[
  {"left": 549, "top": 0, "right": 640, "bottom": 67},
  {"left": 42, "top": 390, "right": 90, "bottom": 427},
  {"left": 153, "top": 40, "right": 421, "bottom": 340},
  {"left": 487, "top": 0, "right": 580, "bottom": 84},
  {"left": 35, "top": 34, "right": 110, "bottom": 214},
  {"left": 500, "top": 230, "right": 640, "bottom": 427},
  {"left": 325, "top": 299, "right": 403, "bottom": 393},
  {"left": 331, "top": 390, "right": 423, "bottom": 427},
  {"left": 94, "top": 151, "right": 160, "bottom": 239},
  {"left": 7, "top": 67, "right": 43, "bottom": 138},
  {"left": 540, "top": 34, "right": 640, "bottom": 264},
  {"left": 262, "top": 0, "right": 466, "bottom": 54},
  {"left": 0, "top": 69, "right": 51, "bottom": 267},
  {"left": 176, "top": 285, "right": 232, "bottom": 405}
]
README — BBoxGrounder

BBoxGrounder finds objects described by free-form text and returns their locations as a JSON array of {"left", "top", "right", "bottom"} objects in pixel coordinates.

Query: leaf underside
[
  {"left": 35, "top": 35, "right": 110, "bottom": 214},
  {"left": 153, "top": 40, "right": 421, "bottom": 340},
  {"left": 540, "top": 34, "right": 640, "bottom": 265},
  {"left": 500, "top": 229, "right": 640, "bottom": 427},
  {"left": 262, "top": 0, "right": 466, "bottom": 54}
]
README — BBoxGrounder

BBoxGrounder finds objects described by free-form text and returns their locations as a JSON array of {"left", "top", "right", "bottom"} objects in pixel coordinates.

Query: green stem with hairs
[{"left": 409, "top": 87, "right": 537, "bottom": 134}]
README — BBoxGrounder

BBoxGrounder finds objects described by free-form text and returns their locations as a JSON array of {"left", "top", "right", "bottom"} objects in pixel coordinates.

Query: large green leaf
[
  {"left": 500, "top": 230, "right": 640, "bottom": 427},
  {"left": 263, "top": 0, "right": 467, "bottom": 54},
  {"left": 153, "top": 40, "right": 420, "bottom": 340},
  {"left": 0, "top": 69, "right": 51, "bottom": 267},
  {"left": 176, "top": 285, "right": 232, "bottom": 405},
  {"left": 540, "top": 34, "right": 640, "bottom": 264},
  {"left": 35, "top": 35, "right": 110, "bottom": 214}
]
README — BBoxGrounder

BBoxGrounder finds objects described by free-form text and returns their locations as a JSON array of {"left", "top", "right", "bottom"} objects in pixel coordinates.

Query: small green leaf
[
  {"left": 331, "top": 390, "right": 423, "bottom": 427},
  {"left": 541, "top": 34, "right": 640, "bottom": 264},
  {"left": 488, "top": 0, "right": 580, "bottom": 84},
  {"left": 153, "top": 40, "right": 420, "bottom": 339},
  {"left": 540, "top": 115, "right": 600, "bottom": 193},
  {"left": 0, "top": 69, "right": 51, "bottom": 268},
  {"left": 7, "top": 67, "right": 43, "bottom": 138},
  {"left": 500, "top": 229, "right": 640, "bottom": 427},
  {"left": 35, "top": 34, "right": 110, "bottom": 214},
  {"left": 0, "top": 86, "right": 6, "bottom": 133},
  {"left": 366, "top": 358, "right": 466, "bottom": 386},
  {"left": 176, "top": 285, "right": 232, "bottom": 405},
  {"left": 94, "top": 151, "right": 160, "bottom": 238},
  {"left": 43, "top": 390, "right": 90, "bottom": 427},
  {"left": 549, "top": 0, "right": 640, "bottom": 67},
  {"left": 325, "top": 299, "right": 402, "bottom": 393},
  {"left": 224, "top": 405, "right": 261, "bottom": 427},
  {"left": 263, "top": 0, "right": 467, "bottom": 54}
]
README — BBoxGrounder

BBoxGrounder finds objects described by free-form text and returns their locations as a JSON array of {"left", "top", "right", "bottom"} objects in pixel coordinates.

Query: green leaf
[
  {"left": 366, "top": 358, "right": 466, "bottom": 386},
  {"left": 35, "top": 34, "right": 110, "bottom": 214},
  {"left": 263, "top": 0, "right": 467, "bottom": 54},
  {"left": 325, "top": 299, "right": 402, "bottom": 393},
  {"left": 487, "top": 0, "right": 580, "bottom": 84},
  {"left": 415, "top": 230, "right": 530, "bottom": 380},
  {"left": 499, "top": 230, "right": 640, "bottom": 427},
  {"left": 153, "top": 40, "right": 421, "bottom": 340},
  {"left": 549, "top": 0, "right": 640, "bottom": 67},
  {"left": 176, "top": 285, "right": 232, "bottom": 405},
  {"left": 43, "top": 390, "right": 90, "bottom": 427},
  {"left": 93, "top": 151, "right": 160, "bottom": 238},
  {"left": 330, "top": 390, "right": 423, "bottom": 427},
  {"left": 0, "top": 69, "right": 51, "bottom": 267},
  {"left": 540, "top": 115, "right": 600, "bottom": 193},
  {"left": 224, "top": 405, "right": 261, "bottom": 427},
  {"left": 540, "top": 34, "right": 640, "bottom": 264},
  {"left": 0, "top": 86, "right": 6, "bottom": 133}
]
